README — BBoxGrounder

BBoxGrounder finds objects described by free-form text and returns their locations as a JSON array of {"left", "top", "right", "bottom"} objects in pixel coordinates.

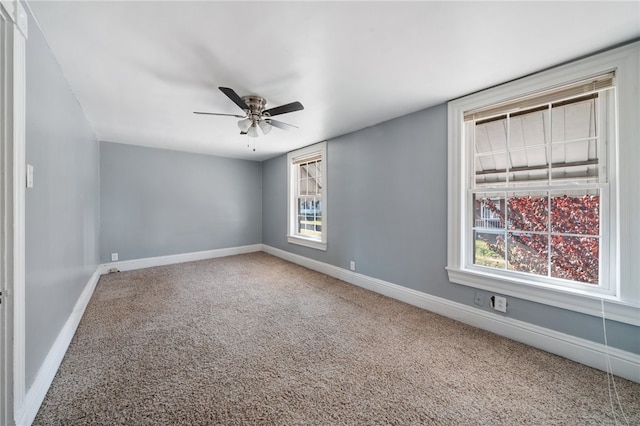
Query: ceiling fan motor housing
[
  {"left": 242, "top": 96, "right": 267, "bottom": 118},
  {"left": 239, "top": 96, "right": 270, "bottom": 137}
]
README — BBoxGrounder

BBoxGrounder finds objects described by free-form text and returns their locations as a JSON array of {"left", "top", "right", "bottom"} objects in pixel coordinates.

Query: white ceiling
[{"left": 27, "top": 1, "right": 640, "bottom": 161}]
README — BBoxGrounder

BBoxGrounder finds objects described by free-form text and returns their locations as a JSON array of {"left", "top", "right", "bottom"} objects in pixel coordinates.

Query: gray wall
[
  {"left": 262, "top": 104, "right": 640, "bottom": 354},
  {"left": 100, "top": 142, "right": 262, "bottom": 263},
  {"left": 25, "top": 9, "right": 101, "bottom": 386}
]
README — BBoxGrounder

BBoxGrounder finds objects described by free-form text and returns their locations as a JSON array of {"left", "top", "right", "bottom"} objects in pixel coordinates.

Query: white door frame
[{"left": 0, "top": 1, "right": 27, "bottom": 425}]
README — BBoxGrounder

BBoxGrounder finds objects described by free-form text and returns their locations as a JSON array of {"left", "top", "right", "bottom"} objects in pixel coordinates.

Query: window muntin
[{"left": 287, "top": 142, "right": 327, "bottom": 250}]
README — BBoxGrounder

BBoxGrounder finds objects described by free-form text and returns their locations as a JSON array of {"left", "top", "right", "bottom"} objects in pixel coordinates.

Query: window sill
[
  {"left": 446, "top": 267, "right": 640, "bottom": 326},
  {"left": 287, "top": 235, "right": 327, "bottom": 251}
]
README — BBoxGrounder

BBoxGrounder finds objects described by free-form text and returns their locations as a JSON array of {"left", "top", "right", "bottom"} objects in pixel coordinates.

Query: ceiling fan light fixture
[
  {"left": 258, "top": 120, "right": 272, "bottom": 135},
  {"left": 197, "top": 87, "right": 304, "bottom": 144},
  {"left": 237, "top": 117, "right": 252, "bottom": 132},
  {"left": 247, "top": 122, "right": 259, "bottom": 138}
]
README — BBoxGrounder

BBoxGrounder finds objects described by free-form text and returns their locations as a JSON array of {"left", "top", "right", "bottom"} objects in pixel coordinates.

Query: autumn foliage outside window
[{"left": 474, "top": 194, "right": 600, "bottom": 284}]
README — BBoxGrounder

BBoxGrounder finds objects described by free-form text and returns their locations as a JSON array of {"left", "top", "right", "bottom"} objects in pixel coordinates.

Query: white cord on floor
[{"left": 600, "top": 297, "right": 629, "bottom": 425}]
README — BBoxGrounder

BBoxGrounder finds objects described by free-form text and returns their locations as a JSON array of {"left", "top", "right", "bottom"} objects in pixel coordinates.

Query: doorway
[
  {"left": 1, "top": 2, "right": 27, "bottom": 424},
  {"left": 1, "top": 7, "right": 11, "bottom": 423}
]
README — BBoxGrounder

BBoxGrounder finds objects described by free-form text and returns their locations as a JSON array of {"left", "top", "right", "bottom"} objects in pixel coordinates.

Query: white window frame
[
  {"left": 287, "top": 141, "right": 327, "bottom": 251},
  {"left": 447, "top": 42, "right": 640, "bottom": 326}
]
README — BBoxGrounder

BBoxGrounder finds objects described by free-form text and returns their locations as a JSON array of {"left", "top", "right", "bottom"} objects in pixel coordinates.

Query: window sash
[
  {"left": 470, "top": 88, "right": 611, "bottom": 189},
  {"left": 296, "top": 160, "right": 322, "bottom": 197},
  {"left": 464, "top": 76, "right": 613, "bottom": 292},
  {"left": 469, "top": 187, "right": 605, "bottom": 288}
]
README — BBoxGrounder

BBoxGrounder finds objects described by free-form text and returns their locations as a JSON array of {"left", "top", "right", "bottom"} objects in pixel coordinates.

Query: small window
[{"left": 287, "top": 142, "right": 327, "bottom": 250}]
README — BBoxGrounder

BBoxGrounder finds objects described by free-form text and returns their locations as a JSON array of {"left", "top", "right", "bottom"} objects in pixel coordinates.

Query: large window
[
  {"left": 287, "top": 142, "right": 327, "bottom": 250},
  {"left": 470, "top": 78, "right": 612, "bottom": 290},
  {"left": 447, "top": 42, "right": 639, "bottom": 325}
]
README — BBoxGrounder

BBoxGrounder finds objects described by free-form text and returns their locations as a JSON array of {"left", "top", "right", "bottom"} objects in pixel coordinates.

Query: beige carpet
[{"left": 34, "top": 252, "right": 639, "bottom": 425}]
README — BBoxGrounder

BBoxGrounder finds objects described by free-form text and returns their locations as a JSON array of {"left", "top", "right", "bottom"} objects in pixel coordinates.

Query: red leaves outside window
[{"left": 477, "top": 194, "right": 599, "bottom": 284}]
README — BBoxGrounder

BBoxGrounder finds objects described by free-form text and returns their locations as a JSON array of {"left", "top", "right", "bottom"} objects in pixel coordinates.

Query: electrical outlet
[
  {"left": 473, "top": 291, "right": 484, "bottom": 306},
  {"left": 350, "top": 261, "right": 356, "bottom": 271},
  {"left": 111, "top": 253, "right": 118, "bottom": 262},
  {"left": 492, "top": 295, "right": 507, "bottom": 313}
]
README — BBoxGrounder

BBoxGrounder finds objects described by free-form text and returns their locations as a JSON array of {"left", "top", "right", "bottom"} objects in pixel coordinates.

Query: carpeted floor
[{"left": 34, "top": 252, "right": 639, "bottom": 425}]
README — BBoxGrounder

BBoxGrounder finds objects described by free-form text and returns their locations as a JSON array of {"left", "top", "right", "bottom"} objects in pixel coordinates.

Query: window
[
  {"left": 447, "top": 42, "right": 639, "bottom": 325},
  {"left": 470, "top": 79, "right": 612, "bottom": 289},
  {"left": 287, "top": 142, "right": 327, "bottom": 250}
]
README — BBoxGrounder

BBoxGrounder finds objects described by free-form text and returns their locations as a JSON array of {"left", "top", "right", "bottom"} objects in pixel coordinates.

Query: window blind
[
  {"left": 464, "top": 72, "right": 614, "bottom": 122},
  {"left": 292, "top": 152, "right": 322, "bottom": 165}
]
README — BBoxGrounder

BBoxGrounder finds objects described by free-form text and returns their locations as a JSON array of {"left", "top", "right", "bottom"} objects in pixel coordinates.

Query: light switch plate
[{"left": 26, "top": 164, "right": 34, "bottom": 188}]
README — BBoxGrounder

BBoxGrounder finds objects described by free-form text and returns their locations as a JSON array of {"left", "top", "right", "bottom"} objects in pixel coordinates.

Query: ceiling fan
[{"left": 194, "top": 87, "right": 304, "bottom": 137}]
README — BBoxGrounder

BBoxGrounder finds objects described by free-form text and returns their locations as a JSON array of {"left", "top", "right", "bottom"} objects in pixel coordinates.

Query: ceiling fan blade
[
  {"left": 194, "top": 111, "right": 246, "bottom": 118},
  {"left": 268, "top": 119, "right": 298, "bottom": 130},
  {"left": 219, "top": 87, "right": 250, "bottom": 111},
  {"left": 263, "top": 101, "right": 304, "bottom": 117}
]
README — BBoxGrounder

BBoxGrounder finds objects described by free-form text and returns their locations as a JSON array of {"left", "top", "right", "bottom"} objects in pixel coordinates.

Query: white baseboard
[
  {"left": 98, "top": 244, "right": 263, "bottom": 274},
  {"left": 262, "top": 244, "right": 640, "bottom": 383},
  {"left": 14, "top": 268, "right": 101, "bottom": 426}
]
